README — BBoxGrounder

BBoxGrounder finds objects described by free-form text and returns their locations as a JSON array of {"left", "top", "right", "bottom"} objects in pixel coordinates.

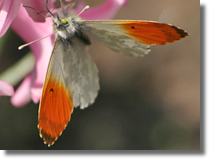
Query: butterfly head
[
  {"left": 61, "top": 18, "right": 69, "bottom": 25},
  {"left": 53, "top": 15, "right": 77, "bottom": 39},
  {"left": 53, "top": 15, "right": 69, "bottom": 27},
  {"left": 53, "top": 4, "right": 89, "bottom": 40}
]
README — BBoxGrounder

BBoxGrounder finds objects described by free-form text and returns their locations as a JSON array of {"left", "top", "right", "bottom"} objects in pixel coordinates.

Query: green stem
[{"left": 0, "top": 52, "right": 35, "bottom": 86}]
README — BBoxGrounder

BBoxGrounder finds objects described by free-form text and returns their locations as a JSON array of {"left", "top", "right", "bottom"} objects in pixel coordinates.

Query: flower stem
[{"left": 0, "top": 52, "right": 35, "bottom": 86}]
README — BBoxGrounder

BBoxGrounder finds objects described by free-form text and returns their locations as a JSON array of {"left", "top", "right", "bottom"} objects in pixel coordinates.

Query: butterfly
[{"left": 20, "top": 0, "right": 188, "bottom": 146}]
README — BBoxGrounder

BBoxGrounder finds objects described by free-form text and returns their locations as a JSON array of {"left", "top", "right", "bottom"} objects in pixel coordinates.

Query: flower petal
[
  {"left": 22, "top": 0, "right": 52, "bottom": 22},
  {"left": 10, "top": 71, "right": 34, "bottom": 107},
  {"left": 0, "top": 0, "right": 22, "bottom": 38},
  {"left": 76, "top": 0, "right": 127, "bottom": 20},
  {"left": 11, "top": 4, "right": 54, "bottom": 104},
  {"left": 0, "top": 80, "right": 14, "bottom": 96},
  {"left": 31, "top": 84, "right": 42, "bottom": 103}
]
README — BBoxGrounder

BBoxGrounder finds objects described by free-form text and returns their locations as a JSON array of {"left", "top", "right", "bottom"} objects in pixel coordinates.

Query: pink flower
[
  {"left": 0, "top": 0, "right": 22, "bottom": 38},
  {"left": 10, "top": 3, "right": 54, "bottom": 107},
  {"left": 0, "top": 0, "right": 127, "bottom": 107},
  {"left": 74, "top": 0, "right": 127, "bottom": 20}
]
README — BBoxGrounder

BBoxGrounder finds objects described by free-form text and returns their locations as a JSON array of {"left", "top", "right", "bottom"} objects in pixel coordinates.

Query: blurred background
[{"left": 0, "top": 0, "right": 200, "bottom": 150}]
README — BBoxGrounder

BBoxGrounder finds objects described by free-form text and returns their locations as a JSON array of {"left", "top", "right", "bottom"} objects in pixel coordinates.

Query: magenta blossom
[{"left": 0, "top": 0, "right": 127, "bottom": 107}]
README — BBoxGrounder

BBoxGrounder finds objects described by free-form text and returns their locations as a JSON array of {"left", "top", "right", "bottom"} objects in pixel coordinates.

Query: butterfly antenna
[
  {"left": 65, "top": 0, "right": 77, "bottom": 16},
  {"left": 59, "top": 0, "right": 67, "bottom": 17},
  {"left": 71, "top": 0, "right": 78, "bottom": 5},
  {"left": 59, "top": 0, "right": 77, "bottom": 17},
  {"left": 70, "top": 5, "right": 89, "bottom": 23},
  {"left": 46, "top": 0, "right": 55, "bottom": 17},
  {"left": 18, "top": 31, "right": 56, "bottom": 50},
  {"left": 23, "top": 6, "right": 48, "bottom": 18},
  {"left": 73, "top": 0, "right": 78, "bottom": 7}
]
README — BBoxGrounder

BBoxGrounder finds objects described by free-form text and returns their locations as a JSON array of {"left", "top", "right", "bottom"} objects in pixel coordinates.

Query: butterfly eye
[{"left": 61, "top": 19, "right": 69, "bottom": 25}]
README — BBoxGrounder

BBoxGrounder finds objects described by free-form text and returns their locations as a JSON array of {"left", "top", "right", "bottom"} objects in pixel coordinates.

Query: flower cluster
[{"left": 0, "top": 0, "right": 127, "bottom": 107}]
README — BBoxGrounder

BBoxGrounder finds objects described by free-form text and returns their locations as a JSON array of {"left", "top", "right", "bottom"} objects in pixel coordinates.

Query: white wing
[
  {"left": 77, "top": 20, "right": 151, "bottom": 57},
  {"left": 52, "top": 35, "right": 99, "bottom": 109}
]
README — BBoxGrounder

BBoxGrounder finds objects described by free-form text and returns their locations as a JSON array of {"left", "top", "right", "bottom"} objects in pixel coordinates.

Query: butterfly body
[{"left": 37, "top": 2, "right": 188, "bottom": 147}]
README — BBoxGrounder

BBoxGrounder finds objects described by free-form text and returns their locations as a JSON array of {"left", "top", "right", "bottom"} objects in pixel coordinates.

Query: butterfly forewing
[
  {"left": 79, "top": 20, "right": 150, "bottom": 57},
  {"left": 38, "top": 36, "right": 74, "bottom": 146},
  {"left": 77, "top": 20, "right": 188, "bottom": 56},
  {"left": 117, "top": 21, "right": 188, "bottom": 45},
  {"left": 38, "top": 34, "right": 99, "bottom": 146}
]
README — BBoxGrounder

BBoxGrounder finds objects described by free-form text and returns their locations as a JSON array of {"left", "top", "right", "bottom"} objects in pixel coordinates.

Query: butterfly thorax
[{"left": 53, "top": 15, "right": 77, "bottom": 40}]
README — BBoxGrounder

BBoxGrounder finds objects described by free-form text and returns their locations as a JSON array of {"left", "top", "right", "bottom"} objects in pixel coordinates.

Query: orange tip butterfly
[{"left": 19, "top": 0, "right": 188, "bottom": 147}]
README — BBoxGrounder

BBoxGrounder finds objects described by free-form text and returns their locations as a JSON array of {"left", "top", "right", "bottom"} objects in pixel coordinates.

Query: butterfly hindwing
[{"left": 58, "top": 35, "right": 99, "bottom": 109}]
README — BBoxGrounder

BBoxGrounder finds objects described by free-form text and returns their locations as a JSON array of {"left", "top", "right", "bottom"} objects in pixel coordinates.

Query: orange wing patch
[
  {"left": 38, "top": 76, "right": 73, "bottom": 146},
  {"left": 119, "top": 21, "right": 188, "bottom": 45}
]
